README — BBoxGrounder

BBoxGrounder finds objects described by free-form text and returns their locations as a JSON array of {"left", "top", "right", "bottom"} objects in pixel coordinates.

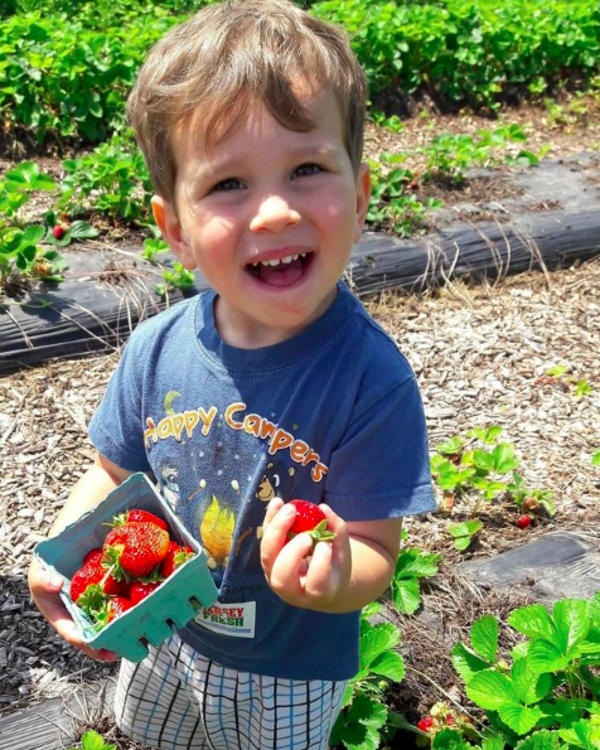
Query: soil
[{"left": 1, "top": 93, "right": 600, "bottom": 748}]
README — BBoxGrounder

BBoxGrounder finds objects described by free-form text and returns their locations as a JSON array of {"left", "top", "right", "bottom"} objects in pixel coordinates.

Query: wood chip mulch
[{"left": 1, "top": 260, "right": 599, "bottom": 736}]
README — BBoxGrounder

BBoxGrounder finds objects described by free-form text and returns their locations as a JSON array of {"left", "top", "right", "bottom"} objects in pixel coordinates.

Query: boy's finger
[
  {"left": 267, "top": 533, "right": 312, "bottom": 599},
  {"left": 260, "top": 503, "right": 298, "bottom": 576},
  {"left": 263, "top": 496, "right": 284, "bottom": 527}
]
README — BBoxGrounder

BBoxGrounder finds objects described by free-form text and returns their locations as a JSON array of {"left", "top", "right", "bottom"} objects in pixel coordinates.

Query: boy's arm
[
  {"left": 28, "top": 453, "right": 135, "bottom": 661},
  {"left": 261, "top": 499, "right": 402, "bottom": 614}
]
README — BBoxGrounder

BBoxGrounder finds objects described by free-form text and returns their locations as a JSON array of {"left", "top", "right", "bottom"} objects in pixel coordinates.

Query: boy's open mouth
[{"left": 245, "top": 252, "right": 313, "bottom": 288}]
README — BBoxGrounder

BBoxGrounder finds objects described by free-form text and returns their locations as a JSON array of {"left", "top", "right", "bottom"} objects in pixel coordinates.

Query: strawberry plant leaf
[
  {"left": 558, "top": 719, "right": 598, "bottom": 750},
  {"left": 394, "top": 549, "right": 441, "bottom": 579},
  {"left": 451, "top": 642, "right": 490, "bottom": 683},
  {"left": 481, "top": 738, "right": 506, "bottom": 750},
  {"left": 391, "top": 575, "right": 421, "bottom": 614},
  {"left": 466, "top": 669, "right": 519, "bottom": 709},
  {"left": 369, "top": 650, "right": 405, "bottom": 682},
  {"left": 499, "top": 704, "right": 545, "bottom": 736},
  {"left": 492, "top": 443, "right": 521, "bottom": 474},
  {"left": 513, "top": 730, "right": 561, "bottom": 750},
  {"left": 67, "top": 220, "right": 100, "bottom": 240},
  {"left": 359, "top": 621, "right": 400, "bottom": 670},
  {"left": 431, "top": 727, "right": 472, "bottom": 750},
  {"left": 592, "top": 450, "right": 600, "bottom": 466},
  {"left": 527, "top": 640, "right": 569, "bottom": 674},
  {"left": 511, "top": 658, "right": 552, "bottom": 705},
  {"left": 552, "top": 599, "right": 590, "bottom": 653},
  {"left": 508, "top": 605, "right": 556, "bottom": 641},
  {"left": 471, "top": 615, "right": 499, "bottom": 663}
]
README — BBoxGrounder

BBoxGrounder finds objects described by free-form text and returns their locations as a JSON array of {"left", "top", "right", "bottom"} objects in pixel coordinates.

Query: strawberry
[
  {"left": 517, "top": 515, "right": 533, "bottom": 529},
  {"left": 92, "top": 596, "right": 134, "bottom": 631},
  {"left": 417, "top": 716, "right": 434, "bottom": 733},
  {"left": 285, "top": 500, "right": 336, "bottom": 549},
  {"left": 103, "top": 521, "right": 170, "bottom": 579},
  {"left": 129, "top": 581, "right": 161, "bottom": 605},
  {"left": 52, "top": 225, "right": 65, "bottom": 240},
  {"left": 106, "top": 508, "right": 169, "bottom": 531},
  {"left": 70, "top": 559, "right": 122, "bottom": 604},
  {"left": 160, "top": 541, "right": 194, "bottom": 578},
  {"left": 83, "top": 548, "right": 104, "bottom": 566}
]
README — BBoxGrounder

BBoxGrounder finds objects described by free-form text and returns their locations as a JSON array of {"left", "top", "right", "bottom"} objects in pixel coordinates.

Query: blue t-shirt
[{"left": 88, "top": 281, "right": 436, "bottom": 680}]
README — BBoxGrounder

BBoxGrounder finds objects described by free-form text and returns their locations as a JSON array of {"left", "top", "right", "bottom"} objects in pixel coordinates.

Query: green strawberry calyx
[{"left": 287, "top": 519, "right": 336, "bottom": 548}]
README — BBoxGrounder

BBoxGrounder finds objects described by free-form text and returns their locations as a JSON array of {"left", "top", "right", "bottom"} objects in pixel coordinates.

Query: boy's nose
[{"left": 249, "top": 195, "right": 301, "bottom": 233}]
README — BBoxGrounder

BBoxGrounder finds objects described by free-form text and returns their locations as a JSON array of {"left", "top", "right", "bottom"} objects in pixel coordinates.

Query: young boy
[{"left": 29, "top": 0, "right": 436, "bottom": 747}]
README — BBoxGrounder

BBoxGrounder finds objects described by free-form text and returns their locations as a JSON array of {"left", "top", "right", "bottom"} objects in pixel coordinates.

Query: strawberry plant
[
  {"left": 0, "top": 162, "right": 68, "bottom": 294},
  {"left": 155, "top": 263, "right": 196, "bottom": 298},
  {"left": 391, "top": 547, "right": 441, "bottom": 614},
  {"left": 57, "top": 131, "right": 153, "bottom": 223},
  {"left": 431, "top": 425, "right": 554, "bottom": 516},
  {"left": 331, "top": 603, "right": 407, "bottom": 750},
  {"left": 449, "top": 520, "right": 483, "bottom": 552},
  {"left": 66, "top": 730, "right": 116, "bottom": 750},
  {"left": 445, "top": 593, "right": 600, "bottom": 748}
]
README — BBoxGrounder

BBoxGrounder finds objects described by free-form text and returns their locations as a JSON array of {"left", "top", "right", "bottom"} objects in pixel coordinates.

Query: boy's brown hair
[{"left": 126, "top": 0, "right": 368, "bottom": 204}]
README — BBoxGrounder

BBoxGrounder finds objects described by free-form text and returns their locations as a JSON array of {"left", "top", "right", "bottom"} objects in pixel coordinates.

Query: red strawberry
[
  {"left": 285, "top": 500, "right": 336, "bottom": 548},
  {"left": 103, "top": 521, "right": 170, "bottom": 579},
  {"left": 417, "top": 716, "right": 434, "bottom": 733},
  {"left": 70, "top": 560, "right": 122, "bottom": 604},
  {"left": 129, "top": 581, "right": 161, "bottom": 605},
  {"left": 517, "top": 515, "right": 532, "bottom": 529},
  {"left": 83, "top": 548, "right": 104, "bottom": 566},
  {"left": 92, "top": 596, "right": 134, "bottom": 631},
  {"left": 160, "top": 541, "right": 194, "bottom": 578},
  {"left": 52, "top": 225, "right": 65, "bottom": 239},
  {"left": 107, "top": 508, "right": 169, "bottom": 531}
]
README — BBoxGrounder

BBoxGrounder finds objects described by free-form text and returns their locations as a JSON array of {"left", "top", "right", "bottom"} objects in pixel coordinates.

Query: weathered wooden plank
[{"left": 0, "top": 679, "right": 115, "bottom": 750}]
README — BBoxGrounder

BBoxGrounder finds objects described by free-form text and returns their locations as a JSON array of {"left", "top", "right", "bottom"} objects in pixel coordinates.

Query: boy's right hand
[{"left": 28, "top": 558, "right": 118, "bottom": 662}]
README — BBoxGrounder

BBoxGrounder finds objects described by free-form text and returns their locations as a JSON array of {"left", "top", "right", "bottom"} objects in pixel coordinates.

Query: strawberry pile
[{"left": 69, "top": 508, "right": 194, "bottom": 631}]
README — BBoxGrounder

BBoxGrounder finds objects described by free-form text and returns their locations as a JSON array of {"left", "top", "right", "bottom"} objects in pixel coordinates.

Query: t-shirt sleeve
[
  {"left": 88, "top": 334, "right": 152, "bottom": 473},
  {"left": 323, "top": 375, "right": 437, "bottom": 520}
]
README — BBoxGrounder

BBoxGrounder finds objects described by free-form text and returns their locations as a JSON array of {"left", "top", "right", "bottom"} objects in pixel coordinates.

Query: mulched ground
[{"left": 1, "top": 95, "right": 600, "bottom": 746}]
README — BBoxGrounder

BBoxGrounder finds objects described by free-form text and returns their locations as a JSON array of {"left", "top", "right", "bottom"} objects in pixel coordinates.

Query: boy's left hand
[{"left": 260, "top": 498, "right": 352, "bottom": 610}]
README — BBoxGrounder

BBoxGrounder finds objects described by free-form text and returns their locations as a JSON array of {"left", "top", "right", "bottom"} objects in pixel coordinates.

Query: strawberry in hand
[{"left": 285, "top": 500, "right": 336, "bottom": 553}]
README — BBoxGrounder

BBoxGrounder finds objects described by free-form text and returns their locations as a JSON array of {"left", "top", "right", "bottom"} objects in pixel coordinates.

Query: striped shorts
[{"left": 114, "top": 634, "right": 348, "bottom": 750}]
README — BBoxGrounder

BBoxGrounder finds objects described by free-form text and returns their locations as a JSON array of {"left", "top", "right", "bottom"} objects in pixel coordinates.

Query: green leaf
[
  {"left": 558, "top": 719, "right": 597, "bottom": 750},
  {"left": 527, "top": 640, "right": 569, "bottom": 674},
  {"left": 454, "top": 536, "right": 473, "bottom": 551},
  {"left": 392, "top": 576, "right": 421, "bottom": 615},
  {"left": 466, "top": 669, "right": 518, "bottom": 709},
  {"left": 471, "top": 616, "right": 499, "bottom": 663},
  {"left": 449, "top": 520, "right": 483, "bottom": 538},
  {"left": 67, "top": 220, "right": 100, "bottom": 240},
  {"left": 359, "top": 622, "right": 400, "bottom": 669},
  {"left": 369, "top": 650, "right": 405, "bottom": 682},
  {"left": 498, "top": 704, "right": 545, "bottom": 735},
  {"left": 493, "top": 444, "right": 520, "bottom": 473},
  {"left": 452, "top": 642, "right": 491, "bottom": 683},
  {"left": 508, "top": 605, "right": 555, "bottom": 641},
  {"left": 514, "top": 730, "right": 561, "bottom": 750},
  {"left": 552, "top": 599, "right": 590, "bottom": 653},
  {"left": 482, "top": 738, "right": 506, "bottom": 750},
  {"left": 394, "top": 549, "right": 441, "bottom": 579},
  {"left": 431, "top": 728, "right": 471, "bottom": 750},
  {"left": 511, "top": 658, "right": 551, "bottom": 704},
  {"left": 81, "top": 730, "right": 115, "bottom": 750}
]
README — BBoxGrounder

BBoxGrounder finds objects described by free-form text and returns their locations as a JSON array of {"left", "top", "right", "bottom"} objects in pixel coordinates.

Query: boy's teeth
[{"left": 260, "top": 254, "right": 296, "bottom": 267}]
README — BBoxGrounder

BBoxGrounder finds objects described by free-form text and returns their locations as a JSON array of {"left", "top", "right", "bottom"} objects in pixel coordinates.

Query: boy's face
[{"left": 152, "top": 86, "right": 371, "bottom": 347}]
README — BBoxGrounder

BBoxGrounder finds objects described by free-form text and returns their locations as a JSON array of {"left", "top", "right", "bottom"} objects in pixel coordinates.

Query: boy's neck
[{"left": 214, "top": 286, "right": 338, "bottom": 349}]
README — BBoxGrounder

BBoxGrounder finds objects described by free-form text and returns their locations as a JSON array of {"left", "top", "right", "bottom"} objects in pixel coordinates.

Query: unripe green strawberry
[{"left": 103, "top": 521, "right": 170, "bottom": 579}]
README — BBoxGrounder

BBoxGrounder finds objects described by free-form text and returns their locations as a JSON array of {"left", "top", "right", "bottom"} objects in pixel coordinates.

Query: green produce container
[{"left": 34, "top": 472, "right": 218, "bottom": 662}]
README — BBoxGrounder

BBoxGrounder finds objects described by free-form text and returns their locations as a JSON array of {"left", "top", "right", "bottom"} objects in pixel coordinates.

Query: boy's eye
[
  {"left": 213, "top": 178, "right": 244, "bottom": 192},
  {"left": 294, "top": 163, "right": 322, "bottom": 178}
]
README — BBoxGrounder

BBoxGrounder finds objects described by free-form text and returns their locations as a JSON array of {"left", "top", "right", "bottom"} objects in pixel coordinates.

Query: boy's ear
[
  {"left": 151, "top": 195, "right": 196, "bottom": 269},
  {"left": 353, "top": 162, "right": 372, "bottom": 244}
]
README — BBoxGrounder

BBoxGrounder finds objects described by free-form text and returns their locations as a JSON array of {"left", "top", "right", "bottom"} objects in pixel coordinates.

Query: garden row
[{"left": 1, "top": 0, "right": 600, "bottom": 145}]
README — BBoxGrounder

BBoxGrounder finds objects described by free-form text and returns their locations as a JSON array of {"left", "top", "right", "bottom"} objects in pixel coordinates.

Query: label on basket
[{"left": 194, "top": 601, "right": 256, "bottom": 638}]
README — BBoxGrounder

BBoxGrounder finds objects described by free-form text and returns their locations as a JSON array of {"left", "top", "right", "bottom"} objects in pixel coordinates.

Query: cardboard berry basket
[{"left": 34, "top": 472, "right": 218, "bottom": 663}]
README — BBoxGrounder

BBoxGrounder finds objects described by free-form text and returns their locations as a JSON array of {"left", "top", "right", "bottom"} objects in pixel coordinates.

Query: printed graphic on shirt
[
  {"left": 194, "top": 601, "right": 256, "bottom": 638},
  {"left": 143, "top": 400, "right": 329, "bottom": 483}
]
